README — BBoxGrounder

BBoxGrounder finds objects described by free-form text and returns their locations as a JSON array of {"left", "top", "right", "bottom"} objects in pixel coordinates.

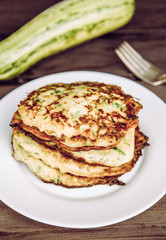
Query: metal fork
[{"left": 115, "top": 41, "right": 166, "bottom": 86}]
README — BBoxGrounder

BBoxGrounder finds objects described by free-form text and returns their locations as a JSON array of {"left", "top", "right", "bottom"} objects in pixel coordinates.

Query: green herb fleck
[
  {"left": 51, "top": 176, "right": 61, "bottom": 184},
  {"left": 112, "top": 102, "right": 121, "bottom": 108},
  {"left": 18, "top": 144, "right": 23, "bottom": 149},
  {"left": 101, "top": 99, "right": 106, "bottom": 104},
  {"left": 36, "top": 97, "right": 43, "bottom": 103},
  {"left": 34, "top": 152, "right": 39, "bottom": 155},
  {"left": 51, "top": 90, "right": 61, "bottom": 95},
  {"left": 71, "top": 111, "right": 80, "bottom": 121},
  {"left": 113, "top": 147, "right": 126, "bottom": 156},
  {"left": 57, "top": 104, "right": 62, "bottom": 107},
  {"left": 54, "top": 90, "right": 61, "bottom": 94},
  {"left": 51, "top": 179, "right": 56, "bottom": 183},
  {"left": 37, "top": 165, "right": 41, "bottom": 171},
  {"left": 71, "top": 114, "right": 77, "bottom": 122},
  {"left": 124, "top": 142, "right": 130, "bottom": 146},
  {"left": 57, "top": 175, "right": 61, "bottom": 184},
  {"left": 93, "top": 130, "right": 97, "bottom": 137},
  {"left": 99, "top": 157, "right": 107, "bottom": 164}
]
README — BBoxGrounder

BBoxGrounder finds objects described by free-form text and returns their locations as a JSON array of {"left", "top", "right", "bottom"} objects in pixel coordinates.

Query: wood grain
[
  {"left": 0, "top": 0, "right": 166, "bottom": 239},
  {"left": 0, "top": 0, "right": 166, "bottom": 102},
  {"left": 0, "top": 197, "right": 166, "bottom": 240}
]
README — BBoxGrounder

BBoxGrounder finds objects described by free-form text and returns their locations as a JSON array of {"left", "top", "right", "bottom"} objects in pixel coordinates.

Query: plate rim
[{"left": 0, "top": 71, "right": 166, "bottom": 228}]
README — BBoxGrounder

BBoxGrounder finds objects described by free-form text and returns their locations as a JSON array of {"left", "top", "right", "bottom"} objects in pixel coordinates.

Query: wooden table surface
[{"left": 0, "top": 0, "right": 166, "bottom": 239}]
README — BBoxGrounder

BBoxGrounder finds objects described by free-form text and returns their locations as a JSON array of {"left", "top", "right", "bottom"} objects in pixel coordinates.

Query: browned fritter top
[{"left": 13, "top": 82, "right": 142, "bottom": 150}]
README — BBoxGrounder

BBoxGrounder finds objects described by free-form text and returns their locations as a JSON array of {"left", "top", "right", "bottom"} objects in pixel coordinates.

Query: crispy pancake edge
[
  {"left": 12, "top": 126, "right": 149, "bottom": 187},
  {"left": 11, "top": 111, "right": 139, "bottom": 151}
]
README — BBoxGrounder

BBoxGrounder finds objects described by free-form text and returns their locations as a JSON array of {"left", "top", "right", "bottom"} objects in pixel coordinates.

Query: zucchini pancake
[{"left": 11, "top": 82, "right": 149, "bottom": 188}]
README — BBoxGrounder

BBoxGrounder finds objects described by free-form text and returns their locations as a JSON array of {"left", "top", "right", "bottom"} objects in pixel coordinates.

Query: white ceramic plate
[{"left": 0, "top": 71, "right": 166, "bottom": 228}]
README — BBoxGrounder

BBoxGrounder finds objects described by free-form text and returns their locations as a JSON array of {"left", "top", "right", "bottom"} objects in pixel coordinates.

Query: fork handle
[
  {"left": 159, "top": 73, "right": 166, "bottom": 80},
  {"left": 158, "top": 73, "right": 166, "bottom": 84}
]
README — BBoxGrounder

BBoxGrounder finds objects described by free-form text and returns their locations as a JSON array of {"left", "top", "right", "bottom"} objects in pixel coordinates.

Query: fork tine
[
  {"left": 118, "top": 46, "right": 142, "bottom": 71},
  {"left": 115, "top": 41, "right": 166, "bottom": 86},
  {"left": 122, "top": 41, "right": 151, "bottom": 68},
  {"left": 118, "top": 45, "right": 144, "bottom": 73},
  {"left": 120, "top": 42, "right": 149, "bottom": 71},
  {"left": 115, "top": 48, "right": 145, "bottom": 80}
]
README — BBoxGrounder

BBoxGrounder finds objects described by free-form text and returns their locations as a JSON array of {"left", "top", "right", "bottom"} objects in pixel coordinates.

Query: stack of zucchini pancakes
[{"left": 11, "top": 81, "right": 149, "bottom": 188}]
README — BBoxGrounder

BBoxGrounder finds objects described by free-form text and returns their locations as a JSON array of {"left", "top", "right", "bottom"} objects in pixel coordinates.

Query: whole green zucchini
[{"left": 0, "top": 0, "right": 135, "bottom": 81}]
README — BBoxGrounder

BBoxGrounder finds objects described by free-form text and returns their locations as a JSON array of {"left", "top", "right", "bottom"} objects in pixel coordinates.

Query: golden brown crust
[
  {"left": 11, "top": 81, "right": 149, "bottom": 188},
  {"left": 12, "top": 110, "right": 138, "bottom": 151},
  {"left": 14, "top": 82, "right": 142, "bottom": 150},
  {"left": 12, "top": 125, "right": 148, "bottom": 183},
  {"left": 12, "top": 126, "right": 148, "bottom": 188},
  {"left": 41, "top": 176, "right": 125, "bottom": 188}
]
